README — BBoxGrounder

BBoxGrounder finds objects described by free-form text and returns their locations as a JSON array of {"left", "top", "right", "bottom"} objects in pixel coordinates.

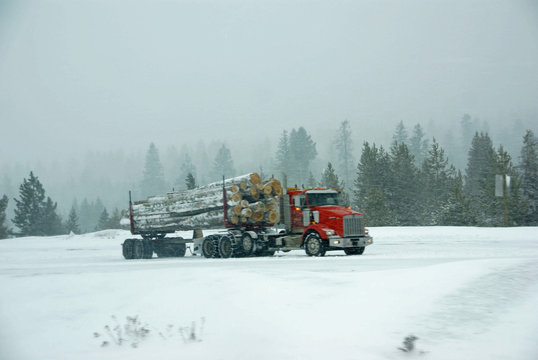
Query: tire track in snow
[{"left": 418, "top": 259, "right": 538, "bottom": 340}]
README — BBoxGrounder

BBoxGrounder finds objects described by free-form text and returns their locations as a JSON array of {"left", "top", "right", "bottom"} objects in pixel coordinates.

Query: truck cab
[{"left": 282, "top": 188, "right": 373, "bottom": 256}]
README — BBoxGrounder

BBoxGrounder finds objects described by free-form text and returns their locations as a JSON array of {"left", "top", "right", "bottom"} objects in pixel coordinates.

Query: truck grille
[{"left": 344, "top": 215, "right": 364, "bottom": 236}]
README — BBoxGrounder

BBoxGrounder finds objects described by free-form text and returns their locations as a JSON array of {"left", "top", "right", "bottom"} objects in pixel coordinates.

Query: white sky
[{"left": 1, "top": 0, "right": 537, "bottom": 163}]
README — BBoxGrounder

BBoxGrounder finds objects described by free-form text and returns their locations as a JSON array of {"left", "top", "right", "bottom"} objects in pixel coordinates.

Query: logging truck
[{"left": 121, "top": 173, "right": 373, "bottom": 259}]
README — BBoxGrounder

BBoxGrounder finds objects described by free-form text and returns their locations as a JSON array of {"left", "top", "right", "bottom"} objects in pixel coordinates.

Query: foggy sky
[{"left": 1, "top": 0, "right": 537, "bottom": 164}]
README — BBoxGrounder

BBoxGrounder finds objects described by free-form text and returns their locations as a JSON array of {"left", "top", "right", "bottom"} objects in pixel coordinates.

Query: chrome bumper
[{"left": 328, "top": 235, "right": 373, "bottom": 248}]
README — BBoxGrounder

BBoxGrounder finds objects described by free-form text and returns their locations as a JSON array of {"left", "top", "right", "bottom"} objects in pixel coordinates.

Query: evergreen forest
[{"left": 1, "top": 116, "right": 536, "bottom": 238}]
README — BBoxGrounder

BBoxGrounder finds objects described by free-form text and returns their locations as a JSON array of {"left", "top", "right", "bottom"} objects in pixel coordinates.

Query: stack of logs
[
  {"left": 227, "top": 172, "right": 282, "bottom": 226},
  {"left": 128, "top": 173, "right": 282, "bottom": 232}
]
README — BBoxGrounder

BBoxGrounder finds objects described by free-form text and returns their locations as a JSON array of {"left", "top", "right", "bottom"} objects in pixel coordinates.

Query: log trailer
[{"left": 122, "top": 174, "right": 373, "bottom": 259}]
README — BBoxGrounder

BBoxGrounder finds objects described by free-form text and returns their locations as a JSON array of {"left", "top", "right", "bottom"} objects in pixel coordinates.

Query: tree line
[
  {"left": 352, "top": 129, "right": 537, "bottom": 226},
  {"left": 0, "top": 172, "right": 123, "bottom": 238},
  {"left": 1, "top": 119, "right": 536, "bottom": 239}
]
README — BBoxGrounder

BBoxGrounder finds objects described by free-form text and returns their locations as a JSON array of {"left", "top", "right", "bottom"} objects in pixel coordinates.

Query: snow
[{"left": 1, "top": 227, "right": 537, "bottom": 360}]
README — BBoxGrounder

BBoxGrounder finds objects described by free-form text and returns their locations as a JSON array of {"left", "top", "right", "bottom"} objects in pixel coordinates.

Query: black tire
[
  {"left": 142, "top": 239, "right": 153, "bottom": 259},
  {"left": 202, "top": 236, "right": 218, "bottom": 258},
  {"left": 218, "top": 235, "right": 233, "bottom": 258},
  {"left": 133, "top": 239, "right": 144, "bottom": 259},
  {"left": 304, "top": 232, "right": 326, "bottom": 257},
  {"left": 238, "top": 233, "right": 255, "bottom": 257},
  {"left": 122, "top": 239, "right": 135, "bottom": 260},
  {"left": 344, "top": 247, "right": 365, "bottom": 255},
  {"left": 154, "top": 244, "right": 170, "bottom": 258}
]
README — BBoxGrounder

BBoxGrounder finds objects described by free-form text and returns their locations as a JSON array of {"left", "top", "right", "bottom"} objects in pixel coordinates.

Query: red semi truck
[{"left": 123, "top": 180, "right": 373, "bottom": 259}]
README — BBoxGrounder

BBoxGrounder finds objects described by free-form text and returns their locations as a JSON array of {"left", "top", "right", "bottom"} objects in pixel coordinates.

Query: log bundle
[{"left": 129, "top": 173, "right": 283, "bottom": 232}]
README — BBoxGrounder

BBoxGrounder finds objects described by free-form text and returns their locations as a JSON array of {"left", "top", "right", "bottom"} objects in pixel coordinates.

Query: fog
[{"left": 1, "top": 0, "right": 538, "bottom": 219}]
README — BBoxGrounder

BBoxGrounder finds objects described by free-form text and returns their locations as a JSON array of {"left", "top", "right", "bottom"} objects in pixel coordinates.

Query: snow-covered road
[{"left": 1, "top": 227, "right": 537, "bottom": 360}]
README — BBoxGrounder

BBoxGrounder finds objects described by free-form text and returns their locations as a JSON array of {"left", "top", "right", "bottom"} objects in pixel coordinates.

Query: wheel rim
[
  {"left": 306, "top": 234, "right": 323, "bottom": 256},
  {"left": 242, "top": 234, "right": 253, "bottom": 254},
  {"left": 219, "top": 236, "right": 233, "bottom": 258},
  {"left": 202, "top": 237, "right": 216, "bottom": 258},
  {"left": 308, "top": 238, "right": 320, "bottom": 253}
]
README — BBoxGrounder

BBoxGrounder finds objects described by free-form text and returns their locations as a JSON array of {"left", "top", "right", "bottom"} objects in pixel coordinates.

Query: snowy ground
[{"left": 1, "top": 227, "right": 537, "bottom": 360}]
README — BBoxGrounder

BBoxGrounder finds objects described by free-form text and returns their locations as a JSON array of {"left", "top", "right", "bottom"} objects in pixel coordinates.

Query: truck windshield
[{"left": 307, "top": 192, "right": 340, "bottom": 207}]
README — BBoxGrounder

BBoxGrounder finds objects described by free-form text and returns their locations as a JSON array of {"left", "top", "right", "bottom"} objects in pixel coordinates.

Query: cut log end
[
  {"left": 252, "top": 211, "right": 264, "bottom": 222},
  {"left": 231, "top": 192, "right": 243, "bottom": 202},
  {"left": 241, "top": 208, "right": 253, "bottom": 218},
  {"left": 267, "top": 211, "right": 279, "bottom": 223},
  {"left": 249, "top": 172, "right": 262, "bottom": 185},
  {"left": 233, "top": 204, "right": 242, "bottom": 216},
  {"left": 263, "top": 184, "right": 273, "bottom": 195}
]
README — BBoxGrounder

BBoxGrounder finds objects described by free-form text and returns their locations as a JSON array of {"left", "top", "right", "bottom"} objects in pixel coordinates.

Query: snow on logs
[{"left": 131, "top": 173, "right": 283, "bottom": 231}]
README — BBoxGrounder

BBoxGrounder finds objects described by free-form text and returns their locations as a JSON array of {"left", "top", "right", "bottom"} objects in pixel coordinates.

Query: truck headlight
[
  {"left": 365, "top": 228, "right": 369, "bottom": 235},
  {"left": 325, "top": 229, "right": 335, "bottom": 236},
  {"left": 333, "top": 240, "right": 340, "bottom": 245}
]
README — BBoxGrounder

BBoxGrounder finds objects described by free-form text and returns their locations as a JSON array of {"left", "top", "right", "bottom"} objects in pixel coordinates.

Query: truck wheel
[
  {"left": 202, "top": 236, "right": 218, "bottom": 258},
  {"left": 304, "top": 233, "right": 326, "bottom": 257},
  {"left": 133, "top": 239, "right": 144, "bottom": 259},
  {"left": 218, "top": 235, "right": 233, "bottom": 258},
  {"left": 154, "top": 244, "right": 169, "bottom": 258},
  {"left": 344, "top": 247, "right": 365, "bottom": 255},
  {"left": 142, "top": 239, "right": 153, "bottom": 259},
  {"left": 122, "top": 239, "right": 135, "bottom": 260},
  {"left": 238, "top": 233, "right": 254, "bottom": 257}
]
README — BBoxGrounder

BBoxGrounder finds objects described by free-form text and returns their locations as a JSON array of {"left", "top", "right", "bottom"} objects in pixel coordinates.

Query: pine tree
[
  {"left": 392, "top": 120, "right": 408, "bottom": 145},
  {"left": 353, "top": 142, "right": 391, "bottom": 212},
  {"left": 106, "top": 208, "right": 121, "bottom": 229},
  {"left": 464, "top": 132, "right": 497, "bottom": 225},
  {"left": 519, "top": 130, "right": 538, "bottom": 224},
  {"left": 65, "top": 205, "right": 80, "bottom": 234},
  {"left": 420, "top": 139, "right": 455, "bottom": 225},
  {"left": 388, "top": 142, "right": 420, "bottom": 225},
  {"left": 362, "top": 187, "right": 397, "bottom": 226},
  {"left": 185, "top": 172, "right": 197, "bottom": 190},
  {"left": 141, "top": 143, "right": 167, "bottom": 198},
  {"left": 212, "top": 144, "right": 235, "bottom": 180},
  {"left": 0, "top": 195, "right": 9, "bottom": 239},
  {"left": 96, "top": 208, "right": 110, "bottom": 231},
  {"left": 13, "top": 172, "right": 46, "bottom": 236},
  {"left": 288, "top": 127, "right": 317, "bottom": 186},
  {"left": 275, "top": 130, "right": 291, "bottom": 180},
  {"left": 41, "top": 197, "right": 64, "bottom": 235},
  {"left": 409, "top": 123, "right": 429, "bottom": 166},
  {"left": 335, "top": 120, "right": 355, "bottom": 188},
  {"left": 320, "top": 162, "right": 342, "bottom": 189},
  {"left": 441, "top": 171, "right": 475, "bottom": 225}
]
